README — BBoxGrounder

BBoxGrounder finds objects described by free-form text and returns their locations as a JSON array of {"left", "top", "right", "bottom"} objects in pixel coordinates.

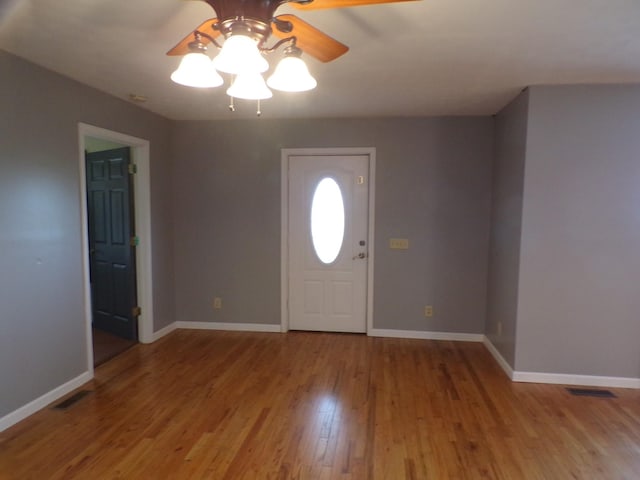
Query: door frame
[
  {"left": 78, "top": 123, "right": 154, "bottom": 373},
  {"left": 281, "top": 147, "right": 376, "bottom": 334}
]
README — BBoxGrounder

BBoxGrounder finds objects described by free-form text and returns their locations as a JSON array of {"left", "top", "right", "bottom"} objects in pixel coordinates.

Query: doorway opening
[
  {"left": 78, "top": 124, "right": 154, "bottom": 372},
  {"left": 85, "top": 142, "right": 137, "bottom": 365},
  {"left": 281, "top": 147, "right": 376, "bottom": 334}
]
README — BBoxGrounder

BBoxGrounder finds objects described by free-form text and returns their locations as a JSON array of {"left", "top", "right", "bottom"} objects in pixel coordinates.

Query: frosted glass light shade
[
  {"left": 213, "top": 35, "right": 269, "bottom": 74},
  {"left": 227, "top": 72, "right": 273, "bottom": 100},
  {"left": 267, "top": 56, "right": 317, "bottom": 92},
  {"left": 170, "top": 52, "right": 223, "bottom": 88}
]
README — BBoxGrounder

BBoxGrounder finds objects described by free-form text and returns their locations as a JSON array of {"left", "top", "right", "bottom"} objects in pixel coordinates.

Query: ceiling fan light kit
[
  {"left": 267, "top": 46, "right": 318, "bottom": 92},
  {"left": 212, "top": 33, "right": 270, "bottom": 75},
  {"left": 167, "top": 0, "right": 415, "bottom": 113},
  {"left": 171, "top": 49, "right": 224, "bottom": 88},
  {"left": 227, "top": 71, "right": 274, "bottom": 100}
]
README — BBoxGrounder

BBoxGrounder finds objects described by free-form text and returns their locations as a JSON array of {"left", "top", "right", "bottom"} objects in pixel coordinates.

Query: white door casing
[
  {"left": 78, "top": 123, "right": 154, "bottom": 374},
  {"left": 281, "top": 149, "right": 375, "bottom": 333}
]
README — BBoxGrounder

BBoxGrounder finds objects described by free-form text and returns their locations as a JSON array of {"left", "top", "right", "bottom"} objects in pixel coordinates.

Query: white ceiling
[{"left": 2, "top": 0, "right": 640, "bottom": 120}]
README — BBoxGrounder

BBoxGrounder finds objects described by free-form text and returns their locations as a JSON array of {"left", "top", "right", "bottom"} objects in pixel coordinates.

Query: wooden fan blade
[
  {"left": 291, "top": 0, "right": 418, "bottom": 10},
  {"left": 166, "top": 18, "right": 221, "bottom": 56},
  {"left": 272, "top": 14, "right": 348, "bottom": 62}
]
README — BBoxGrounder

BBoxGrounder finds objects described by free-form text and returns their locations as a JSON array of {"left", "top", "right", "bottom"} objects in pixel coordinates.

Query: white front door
[{"left": 287, "top": 154, "right": 369, "bottom": 332}]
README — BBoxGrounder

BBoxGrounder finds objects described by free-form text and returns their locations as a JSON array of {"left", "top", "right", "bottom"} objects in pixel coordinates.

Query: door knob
[{"left": 352, "top": 252, "right": 367, "bottom": 260}]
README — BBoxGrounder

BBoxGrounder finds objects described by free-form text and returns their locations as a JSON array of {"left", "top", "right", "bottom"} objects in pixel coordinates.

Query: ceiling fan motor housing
[
  {"left": 205, "top": 0, "right": 297, "bottom": 43},
  {"left": 217, "top": 17, "right": 273, "bottom": 45}
]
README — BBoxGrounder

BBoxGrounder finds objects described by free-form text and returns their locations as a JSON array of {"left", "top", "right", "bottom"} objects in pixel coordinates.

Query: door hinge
[
  {"left": 128, "top": 163, "right": 137, "bottom": 175},
  {"left": 130, "top": 236, "right": 139, "bottom": 247},
  {"left": 132, "top": 306, "right": 141, "bottom": 317}
]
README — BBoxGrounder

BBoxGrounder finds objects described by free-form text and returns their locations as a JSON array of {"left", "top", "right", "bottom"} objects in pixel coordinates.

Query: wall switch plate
[
  {"left": 389, "top": 238, "right": 409, "bottom": 249},
  {"left": 213, "top": 297, "right": 222, "bottom": 309},
  {"left": 424, "top": 305, "right": 433, "bottom": 317}
]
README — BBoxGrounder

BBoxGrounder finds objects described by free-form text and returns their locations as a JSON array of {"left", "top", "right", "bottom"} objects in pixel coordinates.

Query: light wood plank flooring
[
  {"left": 92, "top": 327, "right": 136, "bottom": 367},
  {"left": 1, "top": 330, "right": 640, "bottom": 479}
]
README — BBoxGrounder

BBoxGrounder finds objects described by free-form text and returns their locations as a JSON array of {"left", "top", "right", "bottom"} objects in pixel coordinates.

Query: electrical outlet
[
  {"left": 389, "top": 238, "right": 409, "bottom": 249},
  {"left": 213, "top": 297, "right": 222, "bottom": 309},
  {"left": 424, "top": 305, "right": 433, "bottom": 317}
]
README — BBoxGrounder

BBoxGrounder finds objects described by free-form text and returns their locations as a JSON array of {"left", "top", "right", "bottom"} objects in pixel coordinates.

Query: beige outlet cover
[{"left": 389, "top": 238, "right": 409, "bottom": 249}]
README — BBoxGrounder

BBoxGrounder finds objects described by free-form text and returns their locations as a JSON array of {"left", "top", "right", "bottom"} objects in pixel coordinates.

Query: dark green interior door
[{"left": 86, "top": 147, "right": 138, "bottom": 340}]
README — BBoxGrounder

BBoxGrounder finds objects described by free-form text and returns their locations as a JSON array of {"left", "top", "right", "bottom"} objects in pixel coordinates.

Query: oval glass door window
[{"left": 311, "top": 177, "right": 345, "bottom": 264}]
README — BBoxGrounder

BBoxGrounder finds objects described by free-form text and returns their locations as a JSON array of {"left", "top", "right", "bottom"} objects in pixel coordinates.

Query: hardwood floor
[
  {"left": 92, "top": 327, "right": 137, "bottom": 366},
  {"left": 1, "top": 330, "right": 639, "bottom": 479}
]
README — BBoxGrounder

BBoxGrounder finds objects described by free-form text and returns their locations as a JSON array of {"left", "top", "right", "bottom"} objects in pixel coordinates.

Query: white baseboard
[
  {"left": 512, "top": 371, "right": 640, "bottom": 389},
  {"left": 176, "top": 321, "right": 282, "bottom": 333},
  {"left": 0, "top": 371, "right": 93, "bottom": 432},
  {"left": 368, "top": 329, "right": 484, "bottom": 342},
  {"left": 482, "top": 336, "right": 640, "bottom": 389},
  {"left": 482, "top": 336, "right": 515, "bottom": 379},
  {"left": 149, "top": 322, "right": 177, "bottom": 342}
]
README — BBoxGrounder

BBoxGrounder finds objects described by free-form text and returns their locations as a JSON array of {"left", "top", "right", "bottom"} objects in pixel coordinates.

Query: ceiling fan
[{"left": 166, "top": 0, "right": 417, "bottom": 112}]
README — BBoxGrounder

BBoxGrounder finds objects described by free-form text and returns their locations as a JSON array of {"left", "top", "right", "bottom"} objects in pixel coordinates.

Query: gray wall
[
  {"left": 485, "top": 90, "right": 529, "bottom": 367},
  {"left": 172, "top": 118, "right": 494, "bottom": 332},
  {"left": 515, "top": 85, "right": 640, "bottom": 377},
  {"left": 0, "top": 51, "right": 175, "bottom": 418}
]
